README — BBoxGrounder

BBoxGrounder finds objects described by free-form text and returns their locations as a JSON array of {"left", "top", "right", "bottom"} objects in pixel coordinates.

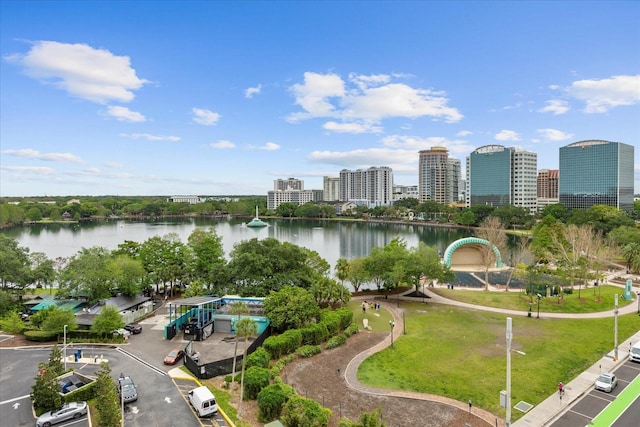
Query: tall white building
[
  {"left": 267, "top": 178, "right": 314, "bottom": 210},
  {"left": 339, "top": 166, "right": 393, "bottom": 207},
  {"left": 466, "top": 145, "right": 538, "bottom": 214},
  {"left": 323, "top": 176, "right": 340, "bottom": 201}
]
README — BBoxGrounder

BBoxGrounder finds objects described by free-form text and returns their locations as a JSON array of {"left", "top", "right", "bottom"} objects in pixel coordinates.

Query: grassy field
[
  {"left": 430, "top": 285, "right": 635, "bottom": 313},
  {"left": 352, "top": 300, "right": 639, "bottom": 422}
]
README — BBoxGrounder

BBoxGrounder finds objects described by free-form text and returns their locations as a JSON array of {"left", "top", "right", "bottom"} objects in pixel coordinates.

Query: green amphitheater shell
[{"left": 443, "top": 237, "right": 503, "bottom": 268}]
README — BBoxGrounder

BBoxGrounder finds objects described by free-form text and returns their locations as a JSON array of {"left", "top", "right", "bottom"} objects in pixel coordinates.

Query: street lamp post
[
  {"left": 63, "top": 324, "right": 68, "bottom": 371},
  {"left": 536, "top": 294, "right": 542, "bottom": 319},
  {"left": 636, "top": 291, "right": 639, "bottom": 314},
  {"left": 389, "top": 321, "right": 395, "bottom": 348},
  {"left": 506, "top": 317, "right": 512, "bottom": 427}
]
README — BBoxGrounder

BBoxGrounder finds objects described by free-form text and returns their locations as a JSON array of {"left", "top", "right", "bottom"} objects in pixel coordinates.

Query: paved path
[{"left": 343, "top": 269, "right": 640, "bottom": 427}]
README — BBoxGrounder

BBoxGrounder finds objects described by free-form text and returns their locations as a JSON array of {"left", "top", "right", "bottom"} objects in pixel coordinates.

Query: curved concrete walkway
[{"left": 343, "top": 270, "right": 639, "bottom": 427}]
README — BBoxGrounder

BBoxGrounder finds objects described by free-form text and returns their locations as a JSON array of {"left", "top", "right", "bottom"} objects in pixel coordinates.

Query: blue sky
[{"left": 1, "top": 1, "right": 639, "bottom": 197}]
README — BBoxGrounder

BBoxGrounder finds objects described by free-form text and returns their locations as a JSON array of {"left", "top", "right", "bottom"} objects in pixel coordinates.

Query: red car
[{"left": 163, "top": 349, "right": 185, "bottom": 365}]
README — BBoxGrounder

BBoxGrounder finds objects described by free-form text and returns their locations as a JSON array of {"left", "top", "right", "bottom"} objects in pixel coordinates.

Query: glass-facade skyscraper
[
  {"left": 559, "top": 140, "right": 634, "bottom": 211},
  {"left": 466, "top": 145, "right": 538, "bottom": 214}
]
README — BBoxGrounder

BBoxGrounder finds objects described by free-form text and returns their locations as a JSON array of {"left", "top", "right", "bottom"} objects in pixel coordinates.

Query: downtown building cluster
[{"left": 266, "top": 140, "right": 635, "bottom": 214}]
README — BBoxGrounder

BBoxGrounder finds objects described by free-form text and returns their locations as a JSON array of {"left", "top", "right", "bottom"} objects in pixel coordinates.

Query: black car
[
  {"left": 117, "top": 375, "right": 138, "bottom": 402},
  {"left": 124, "top": 323, "right": 142, "bottom": 334}
]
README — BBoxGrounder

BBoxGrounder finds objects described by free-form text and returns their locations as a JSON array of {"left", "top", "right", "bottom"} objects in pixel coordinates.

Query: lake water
[{"left": 1, "top": 218, "right": 473, "bottom": 270}]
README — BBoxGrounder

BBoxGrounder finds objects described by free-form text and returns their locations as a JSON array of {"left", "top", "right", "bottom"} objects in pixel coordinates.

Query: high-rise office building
[
  {"left": 537, "top": 169, "right": 559, "bottom": 211},
  {"left": 339, "top": 166, "right": 393, "bottom": 207},
  {"left": 559, "top": 140, "right": 634, "bottom": 211},
  {"left": 418, "top": 147, "right": 461, "bottom": 204},
  {"left": 323, "top": 176, "right": 340, "bottom": 201},
  {"left": 466, "top": 145, "right": 538, "bottom": 214}
]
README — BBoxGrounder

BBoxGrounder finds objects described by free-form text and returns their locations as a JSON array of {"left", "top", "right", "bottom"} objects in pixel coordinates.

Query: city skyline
[{"left": 1, "top": 1, "right": 639, "bottom": 197}]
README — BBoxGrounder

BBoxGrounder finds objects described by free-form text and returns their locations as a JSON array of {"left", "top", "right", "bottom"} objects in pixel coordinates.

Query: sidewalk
[{"left": 512, "top": 330, "right": 640, "bottom": 427}]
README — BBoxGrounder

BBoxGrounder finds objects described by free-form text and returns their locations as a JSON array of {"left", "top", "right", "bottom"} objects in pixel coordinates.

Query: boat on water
[{"left": 246, "top": 206, "right": 267, "bottom": 228}]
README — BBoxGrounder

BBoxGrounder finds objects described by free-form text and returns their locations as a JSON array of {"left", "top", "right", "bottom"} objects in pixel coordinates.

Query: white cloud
[
  {"left": 106, "top": 106, "right": 146, "bottom": 122},
  {"left": 1, "top": 165, "right": 56, "bottom": 174},
  {"left": 537, "top": 128, "right": 574, "bottom": 141},
  {"left": 192, "top": 108, "right": 221, "bottom": 125},
  {"left": 120, "top": 133, "right": 181, "bottom": 142},
  {"left": 548, "top": 84, "right": 561, "bottom": 90},
  {"left": 456, "top": 130, "right": 472, "bottom": 137},
  {"left": 210, "top": 140, "right": 235, "bottom": 149},
  {"left": 287, "top": 71, "right": 462, "bottom": 127},
  {"left": 260, "top": 142, "right": 280, "bottom": 151},
  {"left": 288, "top": 72, "right": 345, "bottom": 121},
  {"left": 495, "top": 130, "right": 521, "bottom": 141},
  {"left": 5, "top": 40, "right": 148, "bottom": 104},
  {"left": 538, "top": 100, "right": 569, "bottom": 115},
  {"left": 104, "top": 162, "right": 124, "bottom": 169},
  {"left": 567, "top": 74, "right": 640, "bottom": 113},
  {"left": 322, "top": 121, "right": 383, "bottom": 134},
  {"left": 245, "top": 84, "right": 262, "bottom": 98},
  {"left": 2, "top": 148, "right": 84, "bottom": 163},
  {"left": 380, "top": 135, "right": 475, "bottom": 156}
]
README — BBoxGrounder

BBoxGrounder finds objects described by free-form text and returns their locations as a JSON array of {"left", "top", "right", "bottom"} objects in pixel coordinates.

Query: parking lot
[{"left": 0, "top": 313, "right": 231, "bottom": 427}]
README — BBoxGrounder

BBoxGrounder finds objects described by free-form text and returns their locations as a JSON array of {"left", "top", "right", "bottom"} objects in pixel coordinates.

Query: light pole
[
  {"left": 389, "top": 321, "right": 395, "bottom": 348},
  {"left": 506, "top": 317, "right": 512, "bottom": 427},
  {"left": 636, "top": 291, "right": 639, "bottom": 314},
  {"left": 614, "top": 294, "right": 619, "bottom": 361},
  {"left": 63, "top": 324, "right": 68, "bottom": 371},
  {"left": 536, "top": 294, "right": 542, "bottom": 319}
]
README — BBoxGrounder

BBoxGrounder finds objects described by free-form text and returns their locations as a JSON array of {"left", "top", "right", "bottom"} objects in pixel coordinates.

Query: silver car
[
  {"left": 117, "top": 375, "right": 138, "bottom": 402},
  {"left": 594, "top": 372, "right": 618, "bottom": 392},
  {"left": 35, "top": 401, "right": 87, "bottom": 427}
]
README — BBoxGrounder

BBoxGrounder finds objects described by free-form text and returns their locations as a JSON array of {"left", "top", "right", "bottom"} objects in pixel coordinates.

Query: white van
[
  {"left": 630, "top": 341, "right": 640, "bottom": 363},
  {"left": 188, "top": 386, "right": 218, "bottom": 417}
]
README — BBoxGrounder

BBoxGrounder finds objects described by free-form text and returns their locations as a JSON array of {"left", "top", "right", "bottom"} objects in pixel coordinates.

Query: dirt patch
[{"left": 281, "top": 331, "right": 491, "bottom": 427}]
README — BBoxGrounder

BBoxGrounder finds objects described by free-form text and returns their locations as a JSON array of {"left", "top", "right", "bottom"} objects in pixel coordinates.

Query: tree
[
  {"left": 0, "top": 235, "right": 31, "bottom": 293},
  {"left": 335, "top": 258, "right": 350, "bottom": 300},
  {"left": 139, "top": 234, "right": 189, "bottom": 297},
  {"left": 363, "top": 238, "right": 407, "bottom": 292},
  {"left": 31, "top": 361, "right": 62, "bottom": 416},
  {"left": 108, "top": 254, "right": 145, "bottom": 297},
  {"left": 29, "top": 252, "right": 55, "bottom": 293},
  {"left": 94, "top": 362, "right": 121, "bottom": 427},
  {"left": 347, "top": 258, "right": 369, "bottom": 293},
  {"left": 309, "top": 276, "right": 349, "bottom": 307},
  {"left": 475, "top": 216, "right": 507, "bottom": 290},
  {"left": 41, "top": 307, "right": 77, "bottom": 334},
  {"left": 504, "top": 235, "right": 531, "bottom": 291},
  {"left": 91, "top": 306, "right": 125, "bottom": 335},
  {"left": 58, "top": 246, "right": 112, "bottom": 303},
  {"left": 339, "top": 407, "right": 386, "bottom": 427},
  {"left": 237, "top": 316, "right": 258, "bottom": 415},
  {"left": 229, "top": 301, "right": 250, "bottom": 391},
  {"left": 48, "top": 344, "right": 65, "bottom": 377},
  {"left": 622, "top": 243, "right": 640, "bottom": 274},
  {"left": 396, "top": 243, "right": 454, "bottom": 292},
  {"left": 187, "top": 228, "right": 227, "bottom": 294},
  {"left": 263, "top": 286, "right": 320, "bottom": 331},
  {"left": 275, "top": 202, "right": 298, "bottom": 217}
]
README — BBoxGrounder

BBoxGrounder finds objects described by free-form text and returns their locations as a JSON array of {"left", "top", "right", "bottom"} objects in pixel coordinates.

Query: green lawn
[
  {"left": 354, "top": 300, "right": 639, "bottom": 422},
  {"left": 431, "top": 285, "right": 634, "bottom": 313}
]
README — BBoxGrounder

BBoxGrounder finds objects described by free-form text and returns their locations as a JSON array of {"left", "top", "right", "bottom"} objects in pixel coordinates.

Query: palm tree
[
  {"left": 229, "top": 301, "right": 249, "bottom": 390},
  {"left": 335, "top": 258, "right": 350, "bottom": 303},
  {"left": 236, "top": 316, "right": 258, "bottom": 415}
]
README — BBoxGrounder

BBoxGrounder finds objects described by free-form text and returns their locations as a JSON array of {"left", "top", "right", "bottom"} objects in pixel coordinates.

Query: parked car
[
  {"left": 117, "top": 375, "right": 138, "bottom": 402},
  {"left": 113, "top": 328, "right": 131, "bottom": 339},
  {"left": 124, "top": 323, "right": 143, "bottom": 334},
  {"left": 163, "top": 348, "right": 185, "bottom": 365},
  {"left": 36, "top": 401, "right": 87, "bottom": 427},
  {"left": 594, "top": 373, "right": 618, "bottom": 392}
]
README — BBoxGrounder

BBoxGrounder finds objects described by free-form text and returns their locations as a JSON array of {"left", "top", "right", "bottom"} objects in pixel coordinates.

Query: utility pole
[{"left": 614, "top": 294, "right": 619, "bottom": 361}]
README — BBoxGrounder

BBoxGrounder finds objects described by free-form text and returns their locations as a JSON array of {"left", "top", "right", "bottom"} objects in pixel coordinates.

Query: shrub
[
  {"left": 281, "top": 395, "right": 332, "bottom": 427},
  {"left": 25, "top": 330, "right": 58, "bottom": 342},
  {"left": 297, "top": 345, "right": 321, "bottom": 358},
  {"left": 319, "top": 310, "right": 341, "bottom": 336},
  {"left": 263, "top": 329, "right": 303, "bottom": 359},
  {"left": 257, "top": 382, "right": 296, "bottom": 422},
  {"left": 243, "top": 366, "right": 272, "bottom": 400},
  {"left": 246, "top": 347, "right": 271, "bottom": 369},
  {"left": 343, "top": 323, "right": 359, "bottom": 337},
  {"left": 301, "top": 323, "right": 329, "bottom": 345},
  {"left": 326, "top": 334, "right": 346, "bottom": 349},
  {"left": 271, "top": 354, "right": 296, "bottom": 376}
]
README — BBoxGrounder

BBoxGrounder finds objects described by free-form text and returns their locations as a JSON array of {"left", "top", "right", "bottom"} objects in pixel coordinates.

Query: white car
[
  {"left": 36, "top": 401, "right": 87, "bottom": 427},
  {"left": 594, "top": 373, "right": 618, "bottom": 392}
]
